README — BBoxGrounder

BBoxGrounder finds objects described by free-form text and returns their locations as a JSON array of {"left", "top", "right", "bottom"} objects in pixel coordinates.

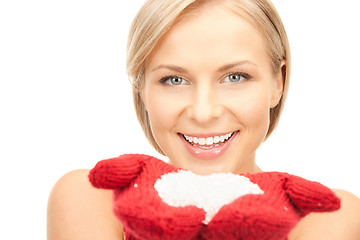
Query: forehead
[{"left": 147, "top": 4, "right": 270, "bottom": 72}]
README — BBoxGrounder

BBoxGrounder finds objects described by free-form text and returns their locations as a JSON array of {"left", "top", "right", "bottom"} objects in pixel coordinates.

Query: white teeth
[
  {"left": 183, "top": 132, "right": 234, "bottom": 147},
  {"left": 206, "top": 137, "right": 213, "bottom": 145}
]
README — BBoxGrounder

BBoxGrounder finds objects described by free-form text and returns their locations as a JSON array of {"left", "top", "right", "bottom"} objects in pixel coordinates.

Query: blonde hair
[{"left": 127, "top": 0, "right": 290, "bottom": 155}]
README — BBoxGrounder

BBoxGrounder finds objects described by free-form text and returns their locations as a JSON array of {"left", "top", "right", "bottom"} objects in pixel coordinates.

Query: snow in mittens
[{"left": 154, "top": 170, "right": 264, "bottom": 224}]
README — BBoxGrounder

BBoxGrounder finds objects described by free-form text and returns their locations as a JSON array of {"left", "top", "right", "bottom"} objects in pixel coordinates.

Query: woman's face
[{"left": 142, "top": 5, "right": 283, "bottom": 175}]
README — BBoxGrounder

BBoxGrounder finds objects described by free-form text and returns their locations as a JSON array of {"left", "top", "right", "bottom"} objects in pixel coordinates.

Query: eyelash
[
  {"left": 221, "top": 71, "right": 252, "bottom": 83},
  {"left": 159, "top": 71, "right": 252, "bottom": 85},
  {"left": 159, "top": 75, "right": 188, "bottom": 85}
]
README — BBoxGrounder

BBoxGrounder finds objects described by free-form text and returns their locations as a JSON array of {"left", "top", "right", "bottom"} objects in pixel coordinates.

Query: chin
[{"left": 169, "top": 153, "right": 248, "bottom": 176}]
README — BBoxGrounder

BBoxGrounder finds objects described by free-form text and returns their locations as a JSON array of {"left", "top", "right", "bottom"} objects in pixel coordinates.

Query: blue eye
[
  {"left": 160, "top": 76, "right": 188, "bottom": 85},
  {"left": 223, "top": 72, "right": 251, "bottom": 83}
]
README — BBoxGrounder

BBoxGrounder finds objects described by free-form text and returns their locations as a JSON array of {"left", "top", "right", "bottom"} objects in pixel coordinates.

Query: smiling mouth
[{"left": 181, "top": 131, "right": 237, "bottom": 149}]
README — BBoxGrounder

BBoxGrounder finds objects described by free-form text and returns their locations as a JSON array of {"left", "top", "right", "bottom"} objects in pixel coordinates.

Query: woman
[{"left": 47, "top": 0, "right": 360, "bottom": 239}]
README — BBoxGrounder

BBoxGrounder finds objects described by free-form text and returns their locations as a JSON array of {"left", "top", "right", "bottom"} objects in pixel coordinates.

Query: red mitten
[
  {"left": 89, "top": 154, "right": 340, "bottom": 240},
  {"left": 89, "top": 154, "right": 206, "bottom": 240}
]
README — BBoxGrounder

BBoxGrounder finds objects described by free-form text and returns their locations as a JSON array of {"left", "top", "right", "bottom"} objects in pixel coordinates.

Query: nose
[{"left": 186, "top": 84, "right": 224, "bottom": 124}]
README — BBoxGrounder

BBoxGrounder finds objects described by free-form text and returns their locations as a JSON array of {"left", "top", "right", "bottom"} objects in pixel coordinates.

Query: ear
[{"left": 270, "top": 60, "right": 286, "bottom": 108}]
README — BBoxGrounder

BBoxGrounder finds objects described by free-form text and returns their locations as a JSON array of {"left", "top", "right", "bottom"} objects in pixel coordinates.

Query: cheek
[
  {"left": 144, "top": 89, "right": 184, "bottom": 134},
  {"left": 224, "top": 88, "right": 271, "bottom": 132}
]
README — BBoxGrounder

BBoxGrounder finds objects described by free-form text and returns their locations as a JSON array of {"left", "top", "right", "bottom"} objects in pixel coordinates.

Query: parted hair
[{"left": 127, "top": 0, "right": 290, "bottom": 155}]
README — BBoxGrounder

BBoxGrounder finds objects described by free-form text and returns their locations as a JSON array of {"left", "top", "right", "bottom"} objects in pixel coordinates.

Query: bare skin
[
  {"left": 47, "top": 170, "right": 123, "bottom": 240},
  {"left": 47, "top": 169, "right": 360, "bottom": 240}
]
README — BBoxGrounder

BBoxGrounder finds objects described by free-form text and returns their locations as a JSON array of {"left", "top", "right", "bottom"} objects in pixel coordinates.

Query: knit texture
[{"left": 89, "top": 154, "right": 341, "bottom": 240}]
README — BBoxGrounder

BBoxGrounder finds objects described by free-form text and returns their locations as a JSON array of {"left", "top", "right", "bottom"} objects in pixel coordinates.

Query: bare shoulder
[
  {"left": 289, "top": 189, "right": 360, "bottom": 240},
  {"left": 47, "top": 169, "right": 123, "bottom": 240}
]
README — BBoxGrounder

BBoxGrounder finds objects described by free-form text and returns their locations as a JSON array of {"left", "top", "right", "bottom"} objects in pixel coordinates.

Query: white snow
[{"left": 154, "top": 170, "right": 264, "bottom": 224}]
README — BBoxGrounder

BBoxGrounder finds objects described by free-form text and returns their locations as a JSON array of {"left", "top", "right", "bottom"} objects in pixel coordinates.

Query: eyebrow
[
  {"left": 151, "top": 64, "right": 188, "bottom": 73},
  {"left": 151, "top": 60, "right": 257, "bottom": 73},
  {"left": 217, "top": 60, "right": 257, "bottom": 72}
]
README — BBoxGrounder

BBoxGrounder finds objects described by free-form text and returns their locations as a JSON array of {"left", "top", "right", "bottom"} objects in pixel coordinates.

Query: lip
[
  {"left": 178, "top": 131, "right": 238, "bottom": 160},
  {"left": 181, "top": 132, "right": 233, "bottom": 138}
]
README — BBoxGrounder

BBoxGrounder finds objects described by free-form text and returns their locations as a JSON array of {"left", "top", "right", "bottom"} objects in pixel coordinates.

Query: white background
[{"left": 0, "top": 0, "right": 359, "bottom": 239}]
